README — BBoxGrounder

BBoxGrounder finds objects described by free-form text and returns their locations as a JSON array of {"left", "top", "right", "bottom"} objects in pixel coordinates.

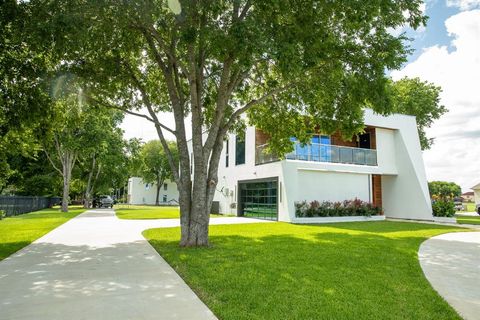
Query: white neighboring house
[
  {"left": 127, "top": 177, "right": 179, "bottom": 205},
  {"left": 189, "top": 109, "right": 433, "bottom": 222},
  {"left": 472, "top": 183, "right": 480, "bottom": 212}
]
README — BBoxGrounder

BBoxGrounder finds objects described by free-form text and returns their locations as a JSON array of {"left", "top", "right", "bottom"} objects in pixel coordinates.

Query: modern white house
[
  {"left": 194, "top": 109, "right": 433, "bottom": 222},
  {"left": 127, "top": 177, "right": 179, "bottom": 205}
]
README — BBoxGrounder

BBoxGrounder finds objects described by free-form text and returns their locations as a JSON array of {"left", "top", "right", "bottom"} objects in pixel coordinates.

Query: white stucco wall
[
  {"left": 127, "top": 177, "right": 179, "bottom": 205},
  {"left": 191, "top": 109, "right": 432, "bottom": 222}
]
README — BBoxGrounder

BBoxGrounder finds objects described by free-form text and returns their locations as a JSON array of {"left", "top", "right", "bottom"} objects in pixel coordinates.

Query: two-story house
[{"left": 208, "top": 109, "right": 433, "bottom": 222}]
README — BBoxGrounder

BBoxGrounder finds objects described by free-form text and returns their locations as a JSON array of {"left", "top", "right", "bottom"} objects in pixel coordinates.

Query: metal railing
[
  {"left": 256, "top": 142, "right": 377, "bottom": 166},
  {"left": 0, "top": 196, "right": 62, "bottom": 217}
]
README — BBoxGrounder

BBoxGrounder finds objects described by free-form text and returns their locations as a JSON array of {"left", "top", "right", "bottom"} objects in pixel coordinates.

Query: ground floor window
[{"left": 238, "top": 179, "right": 278, "bottom": 220}]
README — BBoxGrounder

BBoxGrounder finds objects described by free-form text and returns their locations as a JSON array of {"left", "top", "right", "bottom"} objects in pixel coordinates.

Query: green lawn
[
  {"left": 458, "top": 202, "right": 477, "bottom": 213},
  {"left": 144, "top": 221, "right": 464, "bottom": 320},
  {"left": 115, "top": 205, "right": 181, "bottom": 219},
  {"left": 456, "top": 214, "right": 480, "bottom": 225},
  {"left": 0, "top": 206, "right": 85, "bottom": 261},
  {"left": 115, "top": 205, "right": 229, "bottom": 219}
]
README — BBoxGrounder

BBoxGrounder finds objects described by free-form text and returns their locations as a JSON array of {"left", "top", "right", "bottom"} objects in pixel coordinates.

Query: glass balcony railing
[
  {"left": 255, "top": 142, "right": 377, "bottom": 166},
  {"left": 255, "top": 144, "right": 279, "bottom": 164}
]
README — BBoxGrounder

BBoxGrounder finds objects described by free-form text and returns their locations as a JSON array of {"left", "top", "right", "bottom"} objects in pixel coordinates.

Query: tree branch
[
  {"left": 44, "top": 149, "right": 63, "bottom": 176},
  {"left": 223, "top": 83, "right": 295, "bottom": 131}
]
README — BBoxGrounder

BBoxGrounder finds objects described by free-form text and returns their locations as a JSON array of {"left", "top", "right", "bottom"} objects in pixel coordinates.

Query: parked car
[
  {"left": 476, "top": 204, "right": 480, "bottom": 215},
  {"left": 93, "top": 195, "right": 114, "bottom": 208},
  {"left": 453, "top": 197, "right": 464, "bottom": 212}
]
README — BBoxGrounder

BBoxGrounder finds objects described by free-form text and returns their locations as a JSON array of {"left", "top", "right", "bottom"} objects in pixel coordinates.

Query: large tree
[
  {"left": 29, "top": 0, "right": 426, "bottom": 246},
  {"left": 389, "top": 77, "right": 446, "bottom": 150},
  {"left": 0, "top": 0, "right": 53, "bottom": 189},
  {"left": 139, "top": 140, "right": 178, "bottom": 205}
]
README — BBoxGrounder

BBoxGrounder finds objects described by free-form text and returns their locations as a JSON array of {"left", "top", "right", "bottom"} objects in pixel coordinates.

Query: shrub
[
  {"left": 431, "top": 200, "right": 455, "bottom": 217},
  {"left": 295, "top": 198, "right": 382, "bottom": 217},
  {"left": 0, "top": 210, "right": 5, "bottom": 220}
]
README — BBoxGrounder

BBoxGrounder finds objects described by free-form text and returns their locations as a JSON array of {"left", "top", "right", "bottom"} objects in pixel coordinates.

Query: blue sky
[
  {"left": 406, "top": 1, "right": 459, "bottom": 63},
  {"left": 393, "top": 0, "right": 480, "bottom": 191}
]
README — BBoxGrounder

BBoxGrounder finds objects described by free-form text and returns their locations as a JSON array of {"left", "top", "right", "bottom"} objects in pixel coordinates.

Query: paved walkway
[
  {"left": 419, "top": 232, "right": 480, "bottom": 320},
  {"left": 0, "top": 209, "right": 271, "bottom": 320}
]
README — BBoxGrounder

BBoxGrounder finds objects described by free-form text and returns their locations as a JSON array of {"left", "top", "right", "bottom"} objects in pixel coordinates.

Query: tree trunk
[
  {"left": 61, "top": 174, "right": 69, "bottom": 212},
  {"left": 84, "top": 155, "right": 96, "bottom": 208},
  {"left": 155, "top": 183, "right": 161, "bottom": 206}
]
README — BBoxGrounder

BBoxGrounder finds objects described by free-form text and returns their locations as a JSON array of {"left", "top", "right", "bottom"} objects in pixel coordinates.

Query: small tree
[
  {"left": 428, "top": 181, "right": 461, "bottom": 217},
  {"left": 139, "top": 140, "right": 178, "bottom": 205},
  {"left": 428, "top": 181, "right": 462, "bottom": 201}
]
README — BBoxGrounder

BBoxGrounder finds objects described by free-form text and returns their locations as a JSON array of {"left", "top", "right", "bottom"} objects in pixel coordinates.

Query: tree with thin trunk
[
  {"left": 139, "top": 140, "right": 178, "bottom": 206},
  {"left": 79, "top": 110, "right": 125, "bottom": 208},
  {"left": 29, "top": 0, "right": 426, "bottom": 246},
  {"left": 44, "top": 98, "right": 84, "bottom": 212}
]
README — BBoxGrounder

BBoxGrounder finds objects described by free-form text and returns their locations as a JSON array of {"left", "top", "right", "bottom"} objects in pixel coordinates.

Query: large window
[{"left": 235, "top": 134, "right": 245, "bottom": 165}]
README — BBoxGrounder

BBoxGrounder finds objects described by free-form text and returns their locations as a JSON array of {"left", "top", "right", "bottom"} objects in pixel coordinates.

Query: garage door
[{"left": 238, "top": 179, "right": 278, "bottom": 220}]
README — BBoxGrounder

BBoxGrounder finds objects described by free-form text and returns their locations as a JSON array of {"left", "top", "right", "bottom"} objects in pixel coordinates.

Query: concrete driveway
[
  {"left": 419, "top": 232, "right": 480, "bottom": 320},
  {"left": 0, "top": 209, "right": 271, "bottom": 320}
]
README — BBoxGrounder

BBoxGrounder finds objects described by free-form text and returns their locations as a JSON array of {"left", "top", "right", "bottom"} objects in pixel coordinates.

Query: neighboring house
[
  {"left": 472, "top": 183, "right": 480, "bottom": 206},
  {"left": 462, "top": 191, "right": 475, "bottom": 202},
  {"left": 127, "top": 177, "right": 179, "bottom": 205},
  {"left": 189, "top": 109, "right": 433, "bottom": 222}
]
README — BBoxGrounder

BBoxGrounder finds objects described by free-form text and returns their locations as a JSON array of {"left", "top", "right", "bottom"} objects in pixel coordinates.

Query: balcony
[{"left": 256, "top": 142, "right": 377, "bottom": 166}]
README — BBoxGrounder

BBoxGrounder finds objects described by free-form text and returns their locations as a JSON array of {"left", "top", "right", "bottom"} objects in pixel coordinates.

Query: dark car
[{"left": 93, "top": 195, "right": 114, "bottom": 208}]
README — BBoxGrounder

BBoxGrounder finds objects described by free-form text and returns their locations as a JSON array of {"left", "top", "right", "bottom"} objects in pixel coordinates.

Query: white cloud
[
  {"left": 392, "top": 9, "right": 480, "bottom": 191},
  {"left": 446, "top": 0, "right": 480, "bottom": 10}
]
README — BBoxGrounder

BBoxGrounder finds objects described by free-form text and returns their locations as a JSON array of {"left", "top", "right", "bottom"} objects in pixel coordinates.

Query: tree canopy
[
  {"left": 138, "top": 140, "right": 178, "bottom": 205},
  {"left": 428, "top": 181, "right": 462, "bottom": 201},
  {"left": 25, "top": 0, "right": 427, "bottom": 246},
  {"left": 389, "top": 77, "right": 446, "bottom": 150}
]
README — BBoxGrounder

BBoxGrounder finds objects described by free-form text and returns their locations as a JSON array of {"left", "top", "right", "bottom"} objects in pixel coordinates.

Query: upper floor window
[
  {"left": 235, "top": 134, "right": 245, "bottom": 165},
  {"left": 225, "top": 139, "right": 229, "bottom": 167},
  {"left": 164, "top": 183, "right": 168, "bottom": 190}
]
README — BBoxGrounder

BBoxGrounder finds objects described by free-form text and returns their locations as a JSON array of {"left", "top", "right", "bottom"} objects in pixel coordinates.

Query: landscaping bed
[{"left": 144, "top": 221, "right": 463, "bottom": 320}]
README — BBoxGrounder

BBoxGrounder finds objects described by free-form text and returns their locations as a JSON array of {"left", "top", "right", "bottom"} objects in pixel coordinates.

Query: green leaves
[
  {"left": 138, "top": 140, "right": 178, "bottom": 185},
  {"left": 389, "top": 77, "right": 446, "bottom": 150}
]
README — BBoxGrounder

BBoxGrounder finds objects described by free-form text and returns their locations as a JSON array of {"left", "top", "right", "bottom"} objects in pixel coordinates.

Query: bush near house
[
  {"left": 432, "top": 200, "right": 455, "bottom": 217},
  {"left": 295, "top": 199, "right": 382, "bottom": 217}
]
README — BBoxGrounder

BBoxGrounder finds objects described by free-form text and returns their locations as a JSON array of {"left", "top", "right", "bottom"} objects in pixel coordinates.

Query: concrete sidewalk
[
  {"left": 0, "top": 209, "right": 270, "bottom": 320},
  {"left": 419, "top": 232, "right": 480, "bottom": 320}
]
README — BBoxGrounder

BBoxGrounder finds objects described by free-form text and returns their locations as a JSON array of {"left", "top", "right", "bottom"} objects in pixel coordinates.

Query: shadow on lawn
[{"left": 147, "top": 224, "right": 462, "bottom": 320}]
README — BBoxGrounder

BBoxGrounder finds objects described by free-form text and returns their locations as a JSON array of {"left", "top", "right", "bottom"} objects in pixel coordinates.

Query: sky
[{"left": 121, "top": 0, "right": 480, "bottom": 191}]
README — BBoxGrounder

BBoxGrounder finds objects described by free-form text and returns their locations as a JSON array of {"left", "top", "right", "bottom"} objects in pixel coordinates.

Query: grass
[
  {"left": 144, "top": 221, "right": 465, "bottom": 320},
  {"left": 114, "top": 205, "right": 228, "bottom": 219},
  {"left": 115, "top": 205, "right": 181, "bottom": 219},
  {"left": 456, "top": 215, "right": 480, "bottom": 225},
  {"left": 457, "top": 202, "right": 477, "bottom": 213},
  {"left": 0, "top": 206, "right": 85, "bottom": 261}
]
